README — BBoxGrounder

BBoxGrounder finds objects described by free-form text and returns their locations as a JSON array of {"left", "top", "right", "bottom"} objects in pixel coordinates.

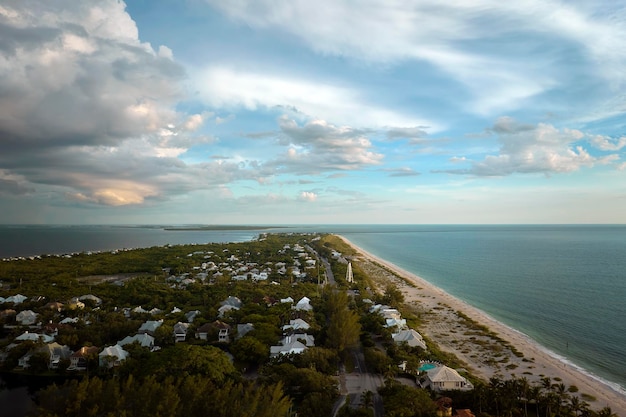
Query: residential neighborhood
[{"left": 0, "top": 233, "right": 604, "bottom": 417}]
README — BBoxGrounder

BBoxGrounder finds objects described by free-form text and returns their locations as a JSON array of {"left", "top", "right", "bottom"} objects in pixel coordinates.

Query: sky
[{"left": 1, "top": 0, "right": 625, "bottom": 224}]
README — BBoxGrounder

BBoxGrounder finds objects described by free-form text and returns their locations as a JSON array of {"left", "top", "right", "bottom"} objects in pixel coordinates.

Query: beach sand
[{"left": 338, "top": 235, "right": 626, "bottom": 416}]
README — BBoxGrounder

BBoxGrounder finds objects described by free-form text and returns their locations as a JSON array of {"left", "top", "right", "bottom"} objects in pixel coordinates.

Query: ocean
[{"left": 1, "top": 224, "right": 625, "bottom": 395}]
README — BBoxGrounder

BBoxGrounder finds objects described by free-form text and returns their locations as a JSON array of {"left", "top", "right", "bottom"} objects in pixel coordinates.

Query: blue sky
[{"left": 1, "top": 0, "right": 625, "bottom": 224}]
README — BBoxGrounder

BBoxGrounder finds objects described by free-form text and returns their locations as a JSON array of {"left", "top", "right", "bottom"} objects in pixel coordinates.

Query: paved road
[
  {"left": 333, "top": 348, "right": 385, "bottom": 417},
  {"left": 305, "top": 244, "right": 335, "bottom": 285}
]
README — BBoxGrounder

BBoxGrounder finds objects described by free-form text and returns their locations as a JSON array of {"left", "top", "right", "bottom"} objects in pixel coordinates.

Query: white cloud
[
  {"left": 442, "top": 118, "right": 612, "bottom": 176},
  {"left": 205, "top": 0, "right": 626, "bottom": 117},
  {"left": 299, "top": 191, "right": 318, "bottom": 202},
  {"left": 589, "top": 135, "right": 626, "bottom": 151},
  {"left": 196, "top": 67, "right": 437, "bottom": 128},
  {"left": 268, "top": 117, "right": 384, "bottom": 174},
  {"left": 0, "top": 0, "right": 184, "bottom": 148}
]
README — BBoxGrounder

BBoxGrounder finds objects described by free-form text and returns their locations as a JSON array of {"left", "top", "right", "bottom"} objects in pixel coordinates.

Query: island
[{"left": 0, "top": 233, "right": 622, "bottom": 417}]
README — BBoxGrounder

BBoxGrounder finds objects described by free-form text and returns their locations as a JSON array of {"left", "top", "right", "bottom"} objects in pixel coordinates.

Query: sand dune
[{"left": 338, "top": 235, "right": 626, "bottom": 416}]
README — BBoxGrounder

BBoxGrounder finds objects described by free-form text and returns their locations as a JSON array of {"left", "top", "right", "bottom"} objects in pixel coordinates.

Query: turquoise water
[
  {"left": 419, "top": 363, "right": 437, "bottom": 372},
  {"left": 1, "top": 224, "right": 625, "bottom": 395},
  {"left": 336, "top": 225, "right": 626, "bottom": 395}
]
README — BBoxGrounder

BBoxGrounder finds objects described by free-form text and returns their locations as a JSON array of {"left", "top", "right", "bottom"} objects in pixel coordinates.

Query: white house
[
  {"left": 173, "top": 322, "right": 190, "bottom": 342},
  {"left": 118, "top": 333, "right": 155, "bottom": 348},
  {"left": 270, "top": 336, "right": 309, "bottom": 357},
  {"left": 392, "top": 329, "right": 427, "bottom": 350},
  {"left": 16, "top": 310, "right": 38, "bottom": 325},
  {"left": 138, "top": 319, "right": 163, "bottom": 335},
  {"left": 16, "top": 331, "right": 54, "bottom": 343},
  {"left": 294, "top": 297, "right": 313, "bottom": 311},
  {"left": 420, "top": 365, "right": 474, "bottom": 392},
  {"left": 282, "top": 319, "right": 311, "bottom": 332},
  {"left": 99, "top": 345, "right": 129, "bottom": 368},
  {"left": 43, "top": 342, "right": 72, "bottom": 369}
]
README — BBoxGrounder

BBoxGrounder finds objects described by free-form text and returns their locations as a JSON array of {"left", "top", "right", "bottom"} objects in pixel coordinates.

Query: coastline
[{"left": 337, "top": 235, "right": 626, "bottom": 416}]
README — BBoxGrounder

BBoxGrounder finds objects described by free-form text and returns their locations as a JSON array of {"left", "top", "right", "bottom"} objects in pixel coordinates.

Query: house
[
  {"left": 195, "top": 321, "right": 231, "bottom": 343},
  {"left": 282, "top": 318, "right": 310, "bottom": 332},
  {"left": 420, "top": 365, "right": 474, "bottom": 392},
  {"left": 218, "top": 304, "right": 239, "bottom": 318},
  {"left": 78, "top": 294, "right": 102, "bottom": 306},
  {"left": 68, "top": 346, "right": 99, "bottom": 371},
  {"left": 385, "top": 318, "right": 407, "bottom": 329},
  {"left": 221, "top": 296, "right": 242, "bottom": 309},
  {"left": 392, "top": 329, "right": 427, "bottom": 350},
  {"left": 15, "top": 331, "right": 54, "bottom": 343},
  {"left": 270, "top": 335, "right": 310, "bottom": 357},
  {"left": 132, "top": 306, "right": 148, "bottom": 314},
  {"left": 16, "top": 310, "right": 38, "bottom": 325},
  {"left": 99, "top": 345, "right": 129, "bottom": 368},
  {"left": 18, "top": 352, "right": 33, "bottom": 369},
  {"left": 173, "top": 322, "right": 190, "bottom": 342},
  {"left": 138, "top": 319, "right": 163, "bottom": 335},
  {"left": 294, "top": 297, "right": 313, "bottom": 311},
  {"left": 236, "top": 323, "right": 254, "bottom": 340},
  {"left": 43, "top": 342, "right": 72, "bottom": 369},
  {"left": 118, "top": 333, "right": 155, "bottom": 348},
  {"left": 280, "top": 296, "right": 294, "bottom": 304},
  {"left": 5, "top": 294, "right": 28, "bottom": 304},
  {"left": 185, "top": 310, "right": 201, "bottom": 323}
]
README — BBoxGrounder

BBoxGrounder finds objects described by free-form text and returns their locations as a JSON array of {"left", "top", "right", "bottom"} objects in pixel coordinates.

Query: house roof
[
  {"left": 294, "top": 297, "right": 313, "bottom": 311},
  {"left": 282, "top": 318, "right": 310, "bottom": 331},
  {"left": 221, "top": 296, "right": 242, "bottom": 308},
  {"left": 138, "top": 319, "right": 163, "bottom": 334},
  {"left": 270, "top": 339, "right": 308, "bottom": 356},
  {"left": 173, "top": 322, "right": 190, "bottom": 333},
  {"left": 99, "top": 345, "right": 129, "bottom": 360},
  {"left": 16, "top": 332, "right": 54, "bottom": 343},
  {"left": 392, "top": 329, "right": 427, "bottom": 350},
  {"left": 42, "top": 342, "right": 72, "bottom": 358},
  {"left": 426, "top": 366, "right": 467, "bottom": 383},
  {"left": 71, "top": 346, "right": 99, "bottom": 358},
  {"left": 118, "top": 333, "right": 155, "bottom": 348}
]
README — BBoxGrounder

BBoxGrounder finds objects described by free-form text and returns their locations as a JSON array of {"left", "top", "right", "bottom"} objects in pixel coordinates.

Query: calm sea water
[{"left": 1, "top": 224, "right": 625, "bottom": 395}]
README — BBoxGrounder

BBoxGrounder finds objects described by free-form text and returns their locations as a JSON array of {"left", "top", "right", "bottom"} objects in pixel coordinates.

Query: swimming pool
[{"left": 418, "top": 363, "right": 437, "bottom": 372}]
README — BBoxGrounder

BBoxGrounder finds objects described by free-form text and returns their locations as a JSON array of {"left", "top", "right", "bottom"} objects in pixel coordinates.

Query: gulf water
[{"left": 1, "top": 224, "right": 625, "bottom": 394}]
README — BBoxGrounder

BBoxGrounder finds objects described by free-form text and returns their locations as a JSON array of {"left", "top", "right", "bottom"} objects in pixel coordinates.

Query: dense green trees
[
  {"left": 322, "top": 290, "right": 361, "bottom": 354},
  {"left": 34, "top": 375, "right": 291, "bottom": 417}
]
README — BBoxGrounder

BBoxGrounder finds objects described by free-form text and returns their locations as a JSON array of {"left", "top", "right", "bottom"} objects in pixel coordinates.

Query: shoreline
[{"left": 337, "top": 235, "right": 626, "bottom": 416}]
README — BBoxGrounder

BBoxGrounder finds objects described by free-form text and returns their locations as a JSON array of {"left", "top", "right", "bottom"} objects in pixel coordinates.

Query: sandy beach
[{"left": 338, "top": 235, "right": 626, "bottom": 416}]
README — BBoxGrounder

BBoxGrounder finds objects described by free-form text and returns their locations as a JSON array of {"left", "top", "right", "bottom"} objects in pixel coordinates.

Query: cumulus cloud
[
  {"left": 441, "top": 117, "right": 614, "bottom": 176},
  {"left": 267, "top": 117, "right": 383, "bottom": 174},
  {"left": 589, "top": 134, "right": 626, "bottom": 151},
  {"left": 0, "top": 1, "right": 184, "bottom": 148},
  {"left": 0, "top": 1, "right": 245, "bottom": 207},
  {"left": 299, "top": 191, "right": 318, "bottom": 202}
]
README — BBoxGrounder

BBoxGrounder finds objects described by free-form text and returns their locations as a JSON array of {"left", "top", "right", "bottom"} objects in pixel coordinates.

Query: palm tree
[
  {"left": 515, "top": 377, "right": 530, "bottom": 417},
  {"left": 597, "top": 406, "right": 618, "bottom": 417},
  {"left": 528, "top": 385, "right": 542, "bottom": 417},
  {"left": 554, "top": 382, "right": 569, "bottom": 416},
  {"left": 568, "top": 395, "right": 590, "bottom": 417}
]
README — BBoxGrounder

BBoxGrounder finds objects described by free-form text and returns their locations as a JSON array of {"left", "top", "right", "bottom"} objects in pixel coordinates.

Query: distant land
[{"left": 162, "top": 225, "right": 289, "bottom": 231}]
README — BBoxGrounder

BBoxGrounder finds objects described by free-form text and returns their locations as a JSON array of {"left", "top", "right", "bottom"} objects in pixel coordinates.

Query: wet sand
[{"left": 338, "top": 235, "right": 626, "bottom": 416}]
